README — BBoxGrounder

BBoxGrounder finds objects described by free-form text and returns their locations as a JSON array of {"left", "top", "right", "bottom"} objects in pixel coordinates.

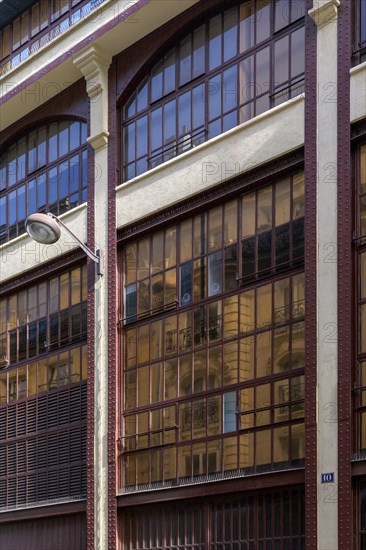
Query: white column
[
  {"left": 73, "top": 45, "right": 112, "bottom": 550},
  {"left": 309, "top": 1, "right": 339, "bottom": 548}
]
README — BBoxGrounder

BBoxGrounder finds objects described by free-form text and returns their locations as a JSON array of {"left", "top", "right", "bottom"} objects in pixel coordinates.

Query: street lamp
[{"left": 25, "top": 212, "right": 103, "bottom": 275}]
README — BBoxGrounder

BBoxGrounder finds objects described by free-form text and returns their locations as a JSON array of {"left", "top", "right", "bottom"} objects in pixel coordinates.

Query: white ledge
[{"left": 116, "top": 95, "right": 305, "bottom": 230}]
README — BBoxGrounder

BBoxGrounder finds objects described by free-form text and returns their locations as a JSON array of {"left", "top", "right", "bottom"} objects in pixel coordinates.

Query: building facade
[{"left": 0, "top": 0, "right": 364, "bottom": 548}]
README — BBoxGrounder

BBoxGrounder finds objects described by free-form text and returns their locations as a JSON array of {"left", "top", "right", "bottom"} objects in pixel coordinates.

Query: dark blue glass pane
[
  {"left": 59, "top": 161, "right": 69, "bottom": 199},
  {"left": 9, "top": 330, "right": 17, "bottom": 363},
  {"left": 17, "top": 185, "right": 26, "bottom": 221},
  {"left": 70, "top": 121, "right": 81, "bottom": 150},
  {"left": 17, "top": 138, "right": 26, "bottom": 180},
  {"left": 49, "top": 123, "right": 58, "bottom": 163},
  {"left": 49, "top": 312, "right": 59, "bottom": 349},
  {"left": 223, "top": 111, "right": 237, "bottom": 133},
  {"left": 208, "top": 250, "right": 222, "bottom": 296},
  {"left": 209, "top": 119, "right": 221, "bottom": 140},
  {"left": 49, "top": 167, "right": 58, "bottom": 204},
  {"left": 224, "top": 8, "right": 238, "bottom": 62},
  {"left": 8, "top": 190, "right": 16, "bottom": 225},
  {"left": 225, "top": 245, "right": 237, "bottom": 291},
  {"left": 0, "top": 162, "right": 6, "bottom": 192},
  {"left": 28, "top": 132, "right": 37, "bottom": 174},
  {"left": 136, "top": 116, "right": 148, "bottom": 158},
  {"left": 125, "top": 123, "right": 135, "bottom": 164},
  {"left": 180, "top": 35, "right": 192, "bottom": 86},
  {"left": 151, "top": 60, "right": 163, "bottom": 103},
  {"left": 275, "top": 0, "right": 290, "bottom": 32},
  {"left": 164, "top": 50, "right": 175, "bottom": 96},
  {"left": 81, "top": 122, "right": 87, "bottom": 144},
  {"left": 18, "top": 325, "right": 27, "bottom": 361},
  {"left": 223, "top": 65, "right": 238, "bottom": 114},
  {"left": 37, "top": 173, "right": 46, "bottom": 210},
  {"left": 180, "top": 261, "right": 193, "bottom": 305},
  {"left": 193, "top": 84, "right": 205, "bottom": 130},
  {"left": 136, "top": 157, "right": 148, "bottom": 176},
  {"left": 151, "top": 108, "right": 163, "bottom": 151},
  {"left": 242, "top": 237, "right": 255, "bottom": 280},
  {"left": 137, "top": 78, "right": 148, "bottom": 112},
  {"left": 28, "top": 321, "right": 37, "bottom": 357},
  {"left": 37, "top": 127, "right": 46, "bottom": 168},
  {"left": 258, "top": 231, "right": 272, "bottom": 274},
  {"left": 193, "top": 25, "right": 205, "bottom": 78},
  {"left": 38, "top": 318, "right": 47, "bottom": 354},
  {"left": 292, "top": 218, "right": 304, "bottom": 261},
  {"left": 125, "top": 92, "right": 136, "bottom": 118},
  {"left": 82, "top": 150, "right": 88, "bottom": 187},
  {"left": 28, "top": 179, "right": 36, "bottom": 215},
  {"left": 0, "top": 196, "right": 6, "bottom": 229},
  {"left": 164, "top": 100, "right": 176, "bottom": 147},
  {"left": 208, "top": 74, "right": 222, "bottom": 120},
  {"left": 69, "top": 154, "right": 79, "bottom": 193},
  {"left": 59, "top": 121, "right": 69, "bottom": 157},
  {"left": 8, "top": 146, "right": 17, "bottom": 186},
  {"left": 125, "top": 283, "right": 137, "bottom": 323},
  {"left": 178, "top": 91, "right": 191, "bottom": 137},
  {"left": 209, "top": 14, "right": 222, "bottom": 70},
  {"left": 275, "top": 223, "right": 290, "bottom": 269}
]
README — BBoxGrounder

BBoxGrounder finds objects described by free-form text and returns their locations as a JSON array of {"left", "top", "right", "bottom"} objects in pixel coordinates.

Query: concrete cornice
[
  {"left": 308, "top": 0, "right": 340, "bottom": 28},
  {"left": 73, "top": 45, "right": 112, "bottom": 97}
]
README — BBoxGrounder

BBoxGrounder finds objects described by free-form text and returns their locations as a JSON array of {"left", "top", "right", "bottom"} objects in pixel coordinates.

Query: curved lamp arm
[{"left": 26, "top": 212, "right": 103, "bottom": 276}]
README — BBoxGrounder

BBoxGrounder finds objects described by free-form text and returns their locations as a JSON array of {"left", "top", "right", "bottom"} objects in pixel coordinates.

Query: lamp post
[{"left": 25, "top": 212, "right": 103, "bottom": 276}]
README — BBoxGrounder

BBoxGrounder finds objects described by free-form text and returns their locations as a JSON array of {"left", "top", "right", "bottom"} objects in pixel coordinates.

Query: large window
[
  {"left": 120, "top": 489, "right": 305, "bottom": 549},
  {"left": 121, "top": 173, "right": 305, "bottom": 490},
  {"left": 0, "top": 266, "right": 87, "bottom": 509},
  {"left": 122, "top": 0, "right": 305, "bottom": 181},
  {"left": 0, "top": 119, "right": 88, "bottom": 244}
]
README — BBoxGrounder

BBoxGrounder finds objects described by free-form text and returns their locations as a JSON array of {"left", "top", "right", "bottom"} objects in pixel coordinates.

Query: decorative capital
[
  {"left": 73, "top": 46, "right": 112, "bottom": 99},
  {"left": 308, "top": 0, "right": 340, "bottom": 28},
  {"left": 88, "top": 131, "right": 109, "bottom": 152}
]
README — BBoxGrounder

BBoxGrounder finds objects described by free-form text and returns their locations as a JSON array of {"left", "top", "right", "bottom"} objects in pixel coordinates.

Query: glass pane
[
  {"left": 275, "top": 36, "right": 289, "bottom": 85},
  {"left": 180, "top": 35, "right": 192, "bottom": 86},
  {"left": 165, "top": 226, "right": 177, "bottom": 268},
  {"left": 162, "top": 51, "right": 175, "bottom": 98},
  {"left": 292, "top": 273, "right": 305, "bottom": 318},
  {"left": 180, "top": 218, "right": 192, "bottom": 262},
  {"left": 193, "top": 25, "right": 205, "bottom": 78},
  {"left": 223, "top": 342, "right": 238, "bottom": 385},
  {"left": 137, "top": 365, "right": 149, "bottom": 406},
  {"left": 256, "top": 429, "right": 271, "bottom": 467},
  {"left": 274, "top": 326, "right": 290, "bottom": 373},
  {"left": 138, "top": 325, "right": 149, "bottom": 365},
  {"left": 257, "top": 284, "right": 272, "bottom": 328},
  {"left": 257, "top": 187, "right": 272, "bottom": 232},
  {"left": 291, "top": 26, "right": 305, "bottom": 77},
  {"left": 224, "top": 8, "right": 238, "bottom": 62},
  {"left": 209, "top": 14, "right": 222, "bottom": 70},
  {"left": 223, "top": 65, "right": 238, "bottom": 114},
  {"left": 209, "top": 206, "right": 222, "bottom": 251},
  {"left": 240, "top": 1, "right": 255, "bottom": 52},
  {"left": 256, "top": 0, "right": 270, "bottom": 44},
  {"left": 179, "top": 354, "right": 192, "bottom": 396},
  {"left": 224, "top": 295, "right": 238, "bottom": 338},
  {"left": 165, "top": 358, "right": 177, "bottom": 400},
  {"left": 240, "top": 336, "right": 254, "bottom": 381},
  {"left": 242, "top": 193, "right": 256, "bottom": 237},
  {"left": 152, "top": 60, "right": 163, "bottom": 102},
  {"left": 274, "top": 277, "right": 290, "bottom": 323},
  {"left": 293, "top": 172, "right": 305, "bottom": 218},
  {"left": 275, "top": 0, "right": 290, "bottom": 31},
  {"left": 240, "top": 56, "right": 254, "bottom": 106},
  {"left": 256, "top": 331, "right": 272, "bottom": 378},
  {"left": 208, "top": 74, "right": 222, "bottom": 121},
  {"left": 208, "top": 251, "right": 222, "bottom": 296},
  {"left": 274, "top": 426, "right": 289, "bottom": 465},
  {"left": 209, "top": 346, "right": 222, "bottom": 389}
]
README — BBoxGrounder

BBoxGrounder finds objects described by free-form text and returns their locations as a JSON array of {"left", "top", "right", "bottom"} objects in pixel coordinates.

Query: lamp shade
[{"left": 25, "top": 213, "right": 61, "bottom": 244}]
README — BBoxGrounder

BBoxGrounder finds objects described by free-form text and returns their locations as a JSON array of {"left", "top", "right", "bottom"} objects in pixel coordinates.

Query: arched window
[
  {"left": 122, "top": 0, "right": 305, "bottom": 181},
  {"left": 0, "top": 119, "right": 88, "bottom": 244}
]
